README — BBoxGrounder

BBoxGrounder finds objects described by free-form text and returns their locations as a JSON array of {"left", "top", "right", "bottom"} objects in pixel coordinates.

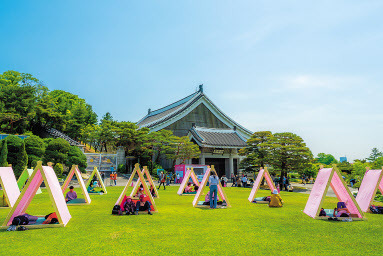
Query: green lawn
[{"left": 0, "top": 186, "right": 382, "bottom": 255}]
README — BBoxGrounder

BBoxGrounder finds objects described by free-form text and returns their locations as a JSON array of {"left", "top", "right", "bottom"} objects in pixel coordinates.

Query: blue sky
[{"left": 1, "top": 0, "right": 382, "bottom": 161}]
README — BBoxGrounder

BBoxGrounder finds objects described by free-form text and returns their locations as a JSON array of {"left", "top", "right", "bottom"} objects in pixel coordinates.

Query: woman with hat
[{"left": 269, "top": 189, "right": 283, "bottom": 207}]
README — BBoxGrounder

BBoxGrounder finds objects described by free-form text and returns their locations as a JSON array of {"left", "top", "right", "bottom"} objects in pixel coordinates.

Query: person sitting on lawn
[
  {"left": 269, "top": 189, "right": 283, "bottom": 207},
  {"left": 193, "top": 184, "right": 199, "bottom": 191},
  {"left": 136, "top": 185, "right": 145, "bottom": 197},
  {"left": 65, "top": 186, "right": 77, "bottom": 202},
  {"left": 123, "top": 196, "right": 136, "bottom": 215},
  {"left": 43, "top": 212, "right": 59, "bottom": 224},
  {"left": 184, "top": 182, "right": 193, "bottom": 193},
  {"left": 135, "top": 194, "right": 152, "bottom": 215},
  {"left": 88, "top": 183, "right": 96, "bottom": 193}
]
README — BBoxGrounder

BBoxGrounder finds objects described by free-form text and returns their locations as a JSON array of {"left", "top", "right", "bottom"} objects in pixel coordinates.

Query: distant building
[
  {"left": 137, "top": 85, "right": 252, "bottom": 176},
  {"left": 340, "top": 157, "right": 347, "bottom": 163}
]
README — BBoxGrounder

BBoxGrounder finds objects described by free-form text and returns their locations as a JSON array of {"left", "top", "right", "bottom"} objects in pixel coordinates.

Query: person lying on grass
[
  {"left": 269, "top": 189, "right": 283, "bottom": 207},
  {"left": 135, "top": 194, "right": 152, "bottom": 215},
  {"left": 123, "top": 196, "right": 136, "bottom": 215},
  {"left": 65, "top": 186, "right": 77, "bottom": 202},
  {"left": 43, "top": 212, "right": 59, "bottom": 224}
]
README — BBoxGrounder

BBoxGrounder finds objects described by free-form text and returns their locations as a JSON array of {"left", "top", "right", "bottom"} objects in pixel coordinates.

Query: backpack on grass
[{"left": 112, "top": 205, "right": 121, "bottom": 215}]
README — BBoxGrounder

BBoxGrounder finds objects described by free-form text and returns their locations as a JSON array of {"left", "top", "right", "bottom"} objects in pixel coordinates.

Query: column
[
  {"left": 229, "top": 155, "right": 234, "bottom": 177},
  {"left": 200, "top": 153, "right": 205, "bottom": 165}
]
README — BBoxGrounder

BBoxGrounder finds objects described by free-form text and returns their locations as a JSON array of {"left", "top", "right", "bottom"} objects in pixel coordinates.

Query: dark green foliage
[
  {"left": 0, "top": 140, "right": 8, "bottom": 167},
  {"left": 315, "top": 153, "right": 338, "bottom": 165},
  {"left": 14, "top": 141, "right": 28, "bottom": 177},
  {"left": 5, "top": 135, "right": 23, "bottom": 167},
  {"left": 66, "top": 146, "right": 87, "bottom": 172},
  {"left": 24, "top": 135, "right": 45, "bottom": 167},
  {"left": 118, "top": 164, "right": 127, "bottom": 173},
  {"left": 0, "top": 70, "right": 97, "bottom": 139},
  {"left": 259, "top": 132, "right": 313, "bottom": 187},
  {"left": 44, "top": 138, "right": 70, "bottom": 165},
  {"left": 239, "top": 131, "right": 272, "bottom": 171}
]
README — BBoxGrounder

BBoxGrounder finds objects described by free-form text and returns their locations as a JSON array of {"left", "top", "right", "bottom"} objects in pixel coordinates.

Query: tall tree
[
  {"left": 367, "top": 148, "right": 383, "bottom": 162},
  {"left": 259, "top": 132, "right": 313, "bottom": 189},
  {"left": 239, "top": 131, "right": 272, "bottom": 171},
  {"left": 166, "top": 136, "right": 201, "bottom": 168}
]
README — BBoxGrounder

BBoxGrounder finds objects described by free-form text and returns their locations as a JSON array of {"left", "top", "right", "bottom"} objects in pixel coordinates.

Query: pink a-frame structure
[
  {"left": 248, "top": 167, "right": 276, "bottom": 202},
  {"left": 177, "top": 168, "right": 200, "bottom": 195},
  {"left": 0, "top": 166, "right": 20, "bottom": 208},
  {"left": 2, "top": 162, "right": 71, "bottom": 228},
  {"left": 192, "top": 165, "right": 230, "bottom": 208},
  {"left": 356, "top": 168, "right": 383, "bottom": 212},
  {"left": 61, "top": 165, "right": 91, "bottom": 205},
  {"left": 304, "top": 167, "right": 364, "bottom": 220}
]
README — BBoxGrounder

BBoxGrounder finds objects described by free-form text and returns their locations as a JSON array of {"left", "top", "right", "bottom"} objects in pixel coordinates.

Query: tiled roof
[
  {"left": 189, "top": 126, "right": 247, "bottom": 148},
  {"left": 137, "top": 91, "right": 200, "bottom": 128}
]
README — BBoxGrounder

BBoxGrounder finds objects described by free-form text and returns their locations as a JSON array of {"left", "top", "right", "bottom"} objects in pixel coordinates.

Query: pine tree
[{"left": 0, "top": 140, "right": 9, "bottom": 167}]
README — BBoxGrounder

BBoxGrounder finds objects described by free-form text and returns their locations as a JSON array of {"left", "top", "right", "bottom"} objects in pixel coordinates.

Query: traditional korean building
[{"left": 137, "top": 85, "right": 252, "bottom": 177}]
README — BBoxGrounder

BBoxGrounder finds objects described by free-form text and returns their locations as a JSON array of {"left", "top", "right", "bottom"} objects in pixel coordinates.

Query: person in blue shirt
[{"left": 208, "top": 171, "right": 220, "bottom": 209}]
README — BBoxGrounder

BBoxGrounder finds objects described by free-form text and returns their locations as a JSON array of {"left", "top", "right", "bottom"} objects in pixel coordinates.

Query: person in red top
[{"left": 43, "top": 212, "right": 58, "bottom": 224}]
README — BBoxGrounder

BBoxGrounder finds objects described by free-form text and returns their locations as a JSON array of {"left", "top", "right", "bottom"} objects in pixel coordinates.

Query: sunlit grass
[{"left": 0, "top": 186, "right": 382, "bottom": 255}]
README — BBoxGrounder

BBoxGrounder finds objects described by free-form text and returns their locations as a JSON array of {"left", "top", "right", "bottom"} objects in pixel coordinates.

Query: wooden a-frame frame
[
  {"left": 177, "top": 168, "right": 200, "bottom": 196},
  {"left": 192, "top": 165, "right": 231, "bottom": 208},
  {"left": 85, "top": 167, "right": 107, "bottom": 194},
  {"left": 115, "top": 163, "right": 157, "bottom": 212},
  {"left": 0, "top": 165, "right": 20, "bottom": 208},
  {"left": 304, "top": 166, "right": 364, "bottom": 220},
  {"left": 248, "top": 167, "right": 276, "bottom": 203},
  {"left": 130, "top": 166, "right": 159, "bottom": 198},
  {"left": 17, "top": 167, "right": 42, "bottom": 194},
  {"left": 61, "top": 165, "right": 91, "bottom": 205},
  {"left": 356, "top": 167, "right": 383, "bottom": 212},
  {"left": 1, "top": 162, "right": 71, "bottom": 229}
]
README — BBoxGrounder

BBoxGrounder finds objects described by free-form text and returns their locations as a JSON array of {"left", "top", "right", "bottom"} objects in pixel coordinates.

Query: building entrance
[{"left": 205, "top": 158, "right": 226, "bottom": 177}]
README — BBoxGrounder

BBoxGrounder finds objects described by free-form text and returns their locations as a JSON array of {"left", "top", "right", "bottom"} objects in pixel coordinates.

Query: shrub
[
  {"left": 5, "top": 135, "right": 23, "bottom": 167},
  {"left": 118, "top": 164, "right": 127, "bottom": 173},
  {"left": 14, "top": 141, "right": 28, "bottom": 177},
  {"left": 0, "top": 140, "right": 8, "bottom": 167},
  {"left": 44, "top": 138, "right": 70, "bottom": 165},
  {"left": 66, "top": 146, "right": 87, "bottom": 173},
  {"left": 54, "top": 163, "right": 64, "bottom": 177},
  {"left": 24, "top": 135, "right": 45, "bottom": 168}
]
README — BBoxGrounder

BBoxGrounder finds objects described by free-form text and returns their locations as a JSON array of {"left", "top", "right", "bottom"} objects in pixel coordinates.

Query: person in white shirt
[
  {"left": 209, "top": 172, "right": 220, "bottom": 209},
  {"left": 242, "top": 175, "right": 248, "bottom": 188}
]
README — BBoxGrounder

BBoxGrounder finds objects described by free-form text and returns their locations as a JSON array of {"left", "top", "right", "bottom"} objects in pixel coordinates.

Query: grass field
[{"left": 0, "top": 186, "right": 382, "bottom": 255}]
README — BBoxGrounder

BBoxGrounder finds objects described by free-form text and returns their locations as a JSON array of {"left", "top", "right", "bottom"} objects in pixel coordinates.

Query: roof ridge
[{"left": 148, "top": 91, "right": 199, "bottom": 117}]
